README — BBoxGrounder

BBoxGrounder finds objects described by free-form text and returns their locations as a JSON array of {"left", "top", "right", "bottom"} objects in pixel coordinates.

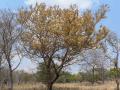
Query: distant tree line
[{"left": 1, "top": 66, "right": 120, "bottom": 85}]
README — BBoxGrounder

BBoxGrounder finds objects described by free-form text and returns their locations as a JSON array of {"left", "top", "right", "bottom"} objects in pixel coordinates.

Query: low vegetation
[{"left": 1, "top": 82, "right": 117, "bottom": 90}]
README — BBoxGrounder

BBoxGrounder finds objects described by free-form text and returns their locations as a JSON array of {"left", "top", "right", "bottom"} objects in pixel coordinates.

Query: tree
[
  {"left": 18, "top": 4, "right": 109, "bottom": 90},
  {"left": 13, "top": 70, "right": 36, "bottom": 84},
  {"left": 0, "top": 27, "right": 5, "bottom": 87},
  {"left": 0, "top": 10, "right": 22, "bottom": 90},
  {"left": 0, "top": 47, "right": 4, "bottom": 88},
  {"left": 106, "top": 32, "right": 120, "bottom": 90},
  {"left": 109, "top": 68, "right": 120, "bottom": 79},
  {"left": 80, "top": 49, "right": 107, "bottom": 84}
]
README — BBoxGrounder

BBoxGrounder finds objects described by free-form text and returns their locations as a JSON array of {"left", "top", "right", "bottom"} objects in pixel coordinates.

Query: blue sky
[{"left": 0, "top": 0, "right": 120, "bottom": 73}]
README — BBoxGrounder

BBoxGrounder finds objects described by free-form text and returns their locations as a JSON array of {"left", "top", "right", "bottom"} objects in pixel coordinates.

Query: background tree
[
  {"left": 13, "top": 70, "right": 36, "bottom": 84},
  {"left": 106, "top": 32, "right": 120, "bottom": 90},
  {"left": 0, "top": 10, "right": 22, "bottom": 90},
  {"left": 80, "top": 49, "right": 107, "bottom": 84},
  {"left": 0, "top": 26, "right": 5, "bottom": 87},
  {"left": 0, "top": 49, "right": 4, "bottom": 87},
  {"left": 18, "top": 4, "right": 109, "bottom": 90}
]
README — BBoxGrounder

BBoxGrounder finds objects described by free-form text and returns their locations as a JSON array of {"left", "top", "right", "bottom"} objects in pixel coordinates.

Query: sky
[{"left": 0, "top": 0, "right": 120, "bottom": 73}]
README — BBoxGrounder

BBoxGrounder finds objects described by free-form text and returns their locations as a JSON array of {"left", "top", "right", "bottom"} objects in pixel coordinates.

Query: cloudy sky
[
  {"left": 0, "top": 0, "right": 120, "bottom": 73},
  {"left": 25, "top": 0, "right": 99, "bottom": 9}
]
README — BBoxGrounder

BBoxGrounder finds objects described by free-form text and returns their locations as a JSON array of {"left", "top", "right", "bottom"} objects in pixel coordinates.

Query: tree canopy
[{"left": 18, "top": 3, "right": 109, "bottom": 90}]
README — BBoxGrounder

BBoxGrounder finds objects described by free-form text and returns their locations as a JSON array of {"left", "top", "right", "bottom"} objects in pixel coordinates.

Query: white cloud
[{"left": 25, "top": 0, "right": 100, "bottom": 9}]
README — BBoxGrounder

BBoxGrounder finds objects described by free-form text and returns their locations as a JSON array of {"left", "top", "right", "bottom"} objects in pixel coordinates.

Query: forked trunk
[
  {"left": 116, "top": 79, "right": 119, "bottom": 90},
  {"left": 47, "top": 83, "right": 53, "bottom": 90}
]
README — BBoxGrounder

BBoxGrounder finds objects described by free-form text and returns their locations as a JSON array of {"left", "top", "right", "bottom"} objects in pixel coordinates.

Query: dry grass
[{"left": 1, "top": 81, "right": 117, "bottom": 90}]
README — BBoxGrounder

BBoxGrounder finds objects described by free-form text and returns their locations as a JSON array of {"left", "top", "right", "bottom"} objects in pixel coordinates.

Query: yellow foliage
[{"left": 18, "top": 3, "right": 109, "bottom": 54}]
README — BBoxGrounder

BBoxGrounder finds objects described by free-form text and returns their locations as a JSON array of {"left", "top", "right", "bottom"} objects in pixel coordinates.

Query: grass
[{"left": 1, "top": 81, "right": 117, "bottom": 90}]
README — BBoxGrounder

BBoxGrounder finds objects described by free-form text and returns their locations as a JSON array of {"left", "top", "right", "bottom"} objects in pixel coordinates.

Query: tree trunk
[
  {"left": 116, "top": 79, "right": 119, "bottom": 90},
  {"left": 47, "top": 83, "right": 53, "bottom": 90},
  {"left": 115, "top": 50, "right": 119, "bottom": 90},
  {"left": 115, "top": 66, "right": 119, "bottom": 90},
  {"left": 8, "top": 70, "right": 13, "bottom": 90},
  {"left": 8, "top": 62, "right": 13, "bottom": 90},
  {"left": 0, "top": 59, "right": 1, "bottom": 79},
  {"left": 92, "top": 66, "right": 95, "bottom": 85},
  {"left": 101, "top": 67, "right": 105, "bottom": 84}
]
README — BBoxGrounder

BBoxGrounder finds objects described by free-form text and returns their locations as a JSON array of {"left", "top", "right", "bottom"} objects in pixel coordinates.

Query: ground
[{"left": 1, "top": 81, "right": 117, "bottom": 90}]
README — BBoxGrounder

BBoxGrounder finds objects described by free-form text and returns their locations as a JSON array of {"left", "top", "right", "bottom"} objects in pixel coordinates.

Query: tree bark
[
  {"left": 116, "top": 79, "right": 119, "bottom": 90},
  {"left": 92, "top": 66, "right": 95, "bottom": 85},
  {"left": 115, "top": 50, "right": 119, "bottom": 90},
  {"left": 47, "top": 83, "right": 53, "bottom": 90},
  {"left": 46, "top": 68, "right": 59, "bottom": 90},
  {"left": 0, "top": 58, "right": 1, "bottom": 79},
  {"left": 101, "top": 67, "right": 105, "bottom": 84},
  {"left": 8, "top": 62, "right": 13, "bottom": 90}
]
